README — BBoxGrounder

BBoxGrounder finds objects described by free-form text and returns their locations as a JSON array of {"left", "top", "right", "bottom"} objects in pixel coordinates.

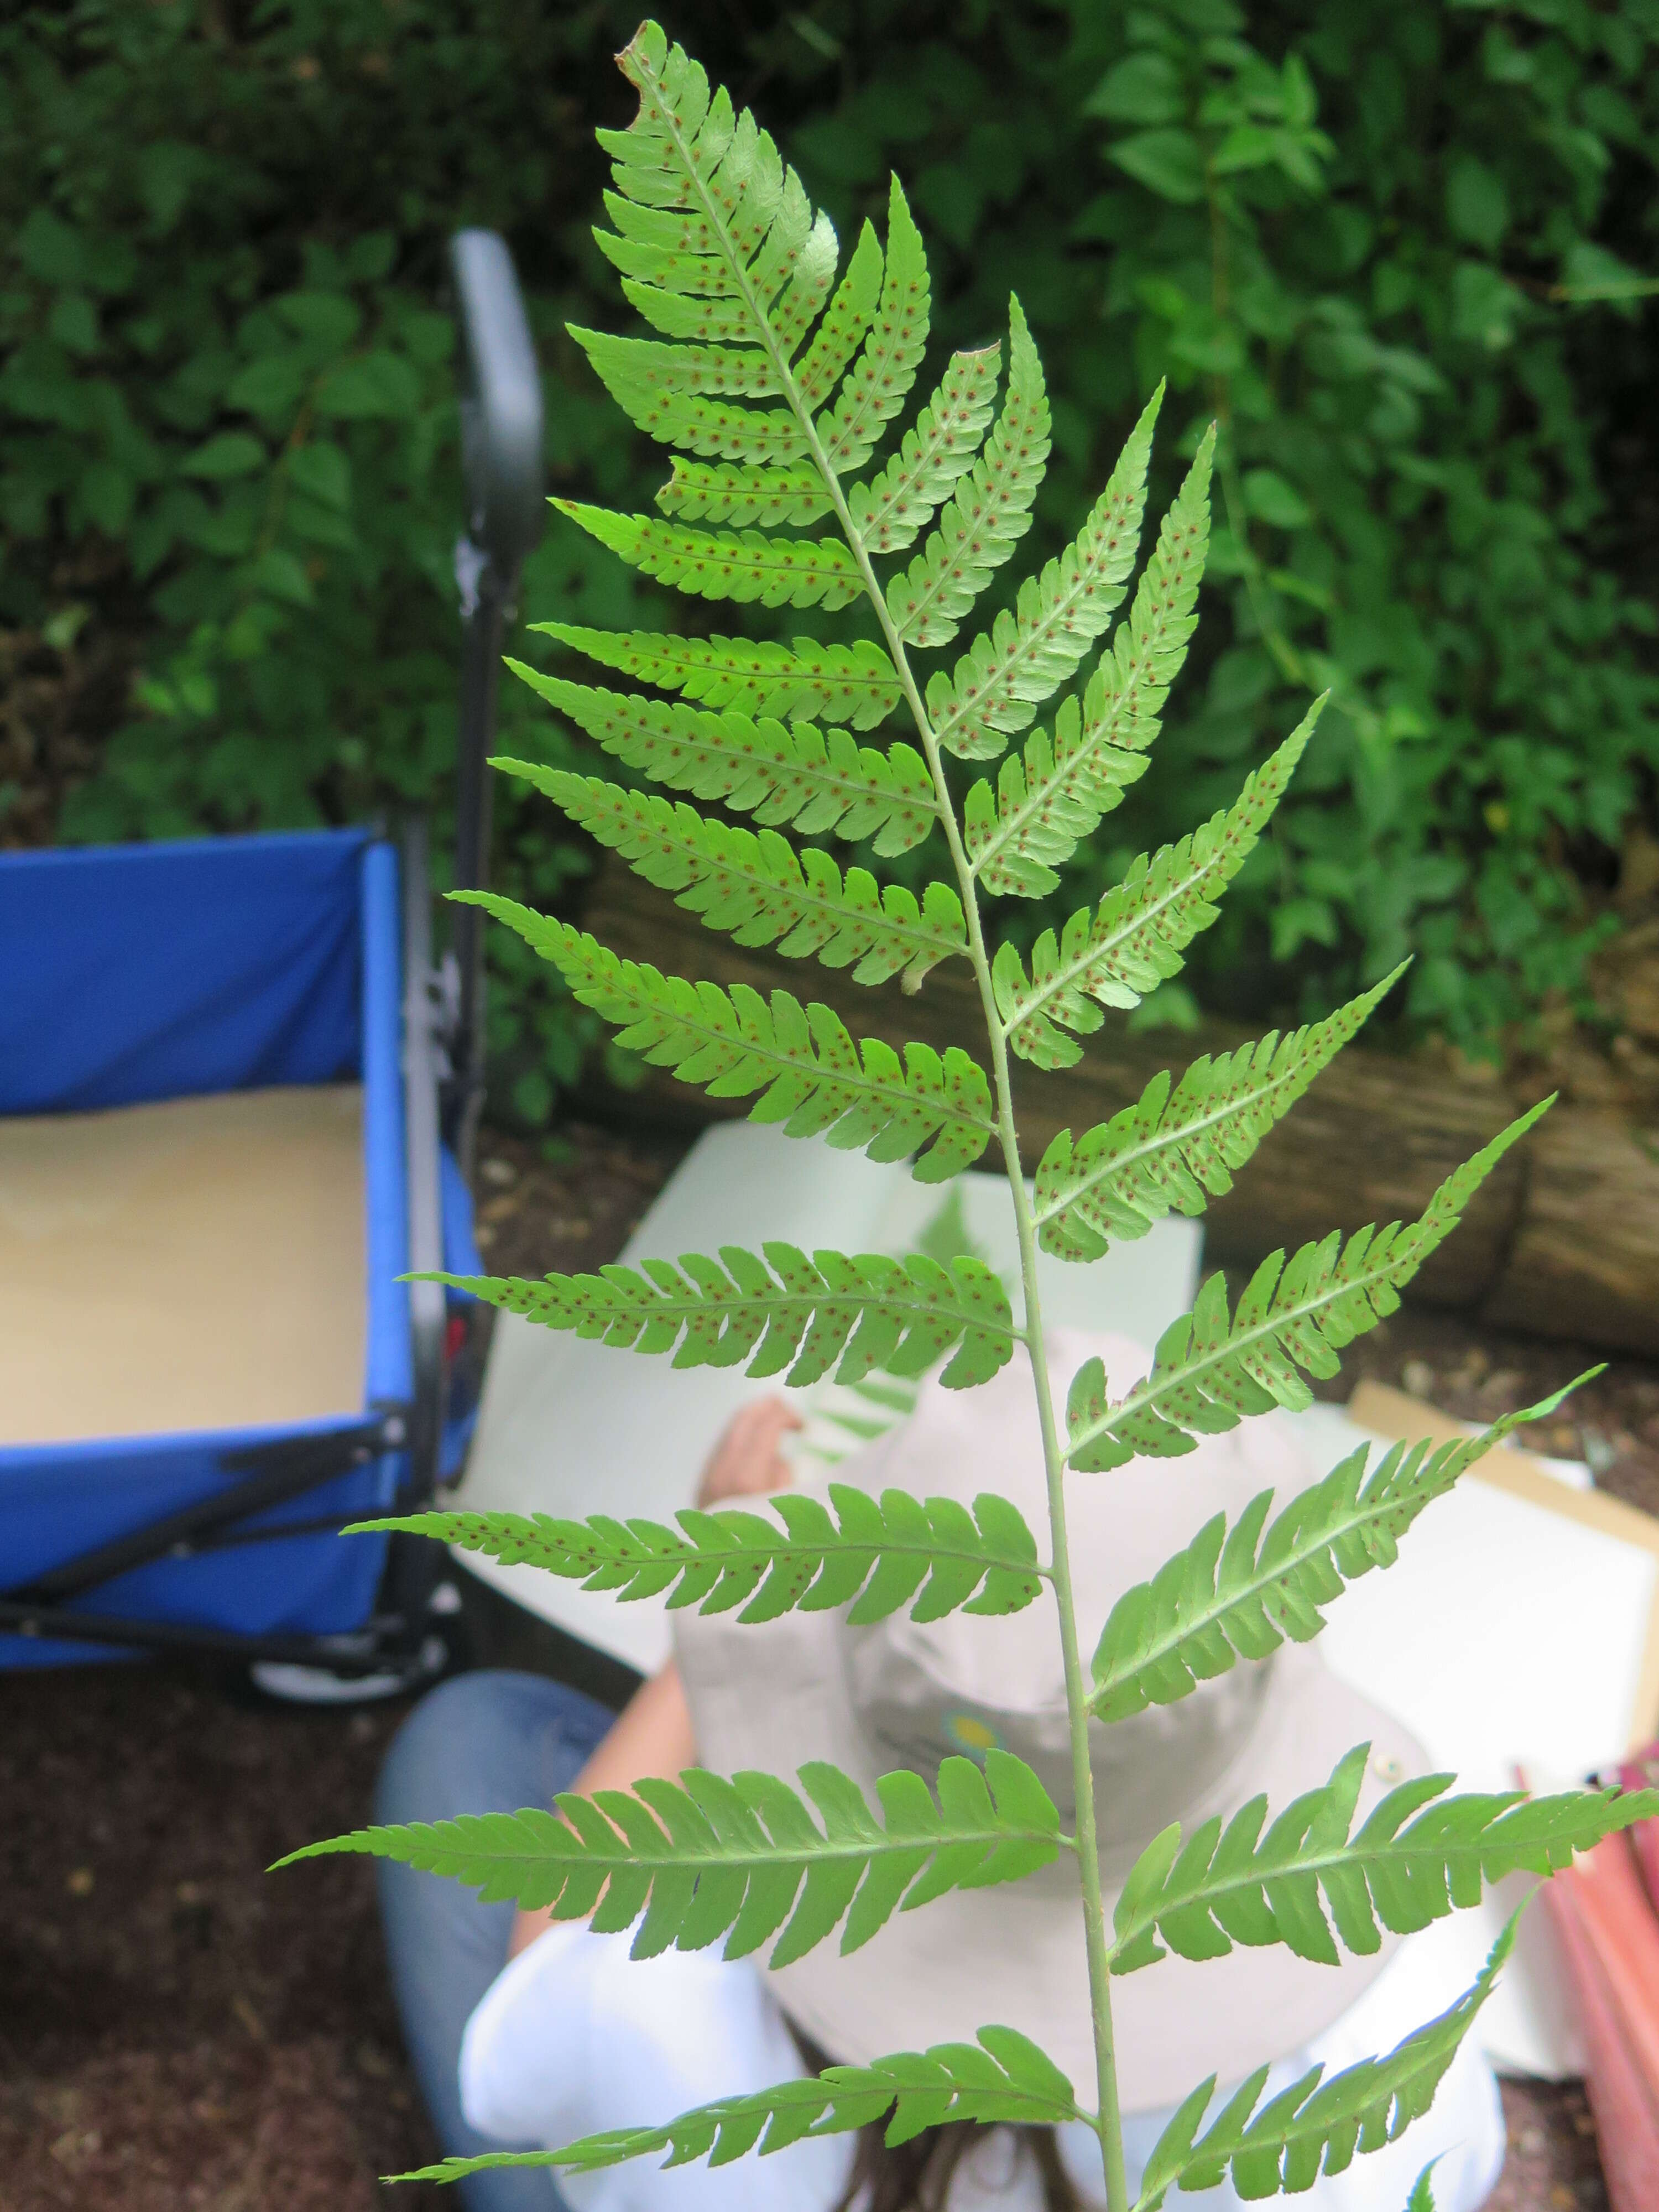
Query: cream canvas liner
[{"left": 0, "top": 1087, "right": 366, "bottom": 1446}]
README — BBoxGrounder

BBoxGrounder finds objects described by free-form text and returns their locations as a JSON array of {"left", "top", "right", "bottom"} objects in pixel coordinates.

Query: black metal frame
[{"left": 2, "top": 232, "right": 544, "bottom": 1677}]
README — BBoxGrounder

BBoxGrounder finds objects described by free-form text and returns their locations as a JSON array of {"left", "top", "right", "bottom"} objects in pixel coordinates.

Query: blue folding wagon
[{"left": 0, "top": 233, "right": 543, "bottom": 1690}]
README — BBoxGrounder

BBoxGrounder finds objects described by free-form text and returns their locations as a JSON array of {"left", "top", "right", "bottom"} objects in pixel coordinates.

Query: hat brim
[{"left": 684, "top": 1624, "right": 1427, "bottom": 2114}]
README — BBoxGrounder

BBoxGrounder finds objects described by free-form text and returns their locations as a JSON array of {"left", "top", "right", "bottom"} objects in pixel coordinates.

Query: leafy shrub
[{"left": 282, "top": 28, "right": 1654, "bottom": 2205}]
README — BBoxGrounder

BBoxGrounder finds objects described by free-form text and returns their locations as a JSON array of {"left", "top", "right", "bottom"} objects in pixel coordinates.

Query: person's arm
[{"left": 507, "top": 1395, "right": 803, "bottom": 1959}]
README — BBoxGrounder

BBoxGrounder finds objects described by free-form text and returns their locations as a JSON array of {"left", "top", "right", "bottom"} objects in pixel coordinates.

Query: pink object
[{"left": 1537, "top": 1854, "right": 1659, "bottom": 2212}]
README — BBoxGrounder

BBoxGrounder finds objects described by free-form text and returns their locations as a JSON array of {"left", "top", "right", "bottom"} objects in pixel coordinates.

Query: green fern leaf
[
  {"left": 1133, "top": 1919, "right": 1515, "bottom": 2210},
  {"left": 529, "top": 771, "right": 965, "bottom": 988},
  {"left": 886, "top": 298, "right": 1051, "bottom": 650},
  {"left": 1064, "top": 1099, "right": 1552, "bottom": 1471},
  {"left": 350, "top": 1480, "right": 1042, "bottom": 1626},
  {"left": 1110, "top": 1744, "right": 1656, "bottom": 1978},
  {"left": 925, "top": 388, "right": 1163, "bottom": 763},
  {"left": 848, "top": 343, "right": 1003, "bottom": 556},
  {"left": 992, "top": 712, "right": 1319, "bottom": 1068},
  {"left": 1405, "top": 2161, "right": 1442, "bottom": 2212},
  {"left": 277, "top": 1749, "right": 1063, "bottom": 1968},
  {"left": 656, "top": 460, "right": 832, "bottom": 526},
  {"left": 794, "top": 218, "right": 884, "bottom": 404},
  {"left": 554, "top": 499, "right": 860, "bottom": 610},
  {"left": 963, "top": 438, "right": 1214, "bottom": 895},
  {"left": 816, "top": 178, "right": 931, "bottom": 476},
  {"left": 1033, "top": 969, "right": 1405, "bottom": 1261},
  {"left": 416, "top": 1241, "right": 1014, "bottom": 1389},
  {"left": 499, "top": 679, "right": 934, "bottom": 856},
  {"left": 389, "top": 2027, "right": 1081, "bottom": 2186},
  {"left": 455, "top": 894, "right": 994, "bottom": 1180},
  {"left": 528, "top": 624, "right": 902, "bottom": 731},
  {"left": 567, "top": 328, "right": 808, "bottom": 461},
  {"left": 1089, "top": 1384, "right": 1588, "bottom": 1723}
]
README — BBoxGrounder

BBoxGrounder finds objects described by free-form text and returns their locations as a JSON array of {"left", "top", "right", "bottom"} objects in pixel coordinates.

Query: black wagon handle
[{"left": 442, "top": 229, "right": 545, "bottom": 1172}]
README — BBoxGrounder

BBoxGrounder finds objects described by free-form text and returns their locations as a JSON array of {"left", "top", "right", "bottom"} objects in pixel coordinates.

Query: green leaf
[
  {"left": 1111, "top": 1743, "right": 1656, "bottom": 1976},
  {"left": 570, "top": 328, "right": 805, "bottom": 461},
  {"left": 1405, "top": 2160, "right": 1443, "bottom": 2212},
  {"left": 389, "top": 2026, "right": 1082, "bottom": 2185},
  {"left": 1034, "top": 968, "right": 1403, "bottom": 1262},
  {"left": 656, "top": 460, "right": 831, "bottom": 526},
  {"left": 416, "top": 1239, "right": 1014, "bottom": 1390},
  {"left": 1063, "top": 1099, "right": 1553, "bottom": 1471},
  {"left": 817, "top": 177, "right": 932, "bottom": 476},
  {"left": 886, "top": 298, "right": 1051, "bottom": 650},
  {"left": 525, "top": 771, "right": 964, "bottom": 988},
  {"left": 276, "top": 1749, "right": 1062, "bottom": 1968},
  {"left": 179, "top": 431, "right": 264, "bottom": 480},
  {"left": 553, "top": 499, "right": 861, "bottom": 610},
  {"left": 848, "top": 342, "right": 1002, "bottom": 556},
  {"left": 1242, "top": 467, "right": 1311, "bottom": 531},
  {"left": 1086, "top": 55, "right": 1186, "bottom": 127},
  {"left": 925, "top": 385, "right": 1162, "bottom": 761},
  {"left": 528, "top": 624, "right": 901, "bottom": 730},
  {"left": 962, "top": 433, "right": 1212, "bottom": 894},
  {"left": 500, "top": 679, "right": 933, "bottom": 855},
  {"left": 1089, "top": 1384, "right": 1593, "bottom": 1721},
  {"left": 1133, "top": 1918, "right": 1516, "bottom": 2209},
  {"left": 456, "top": 894, "right": 995, "bottom": 1180},
  {"left": 1109, "top": 129, "right": 1206, "bottom": 206},
  {"left": 992, "top": 711, "right": 1318, "bottom": 1068},
  {"left": 793, "top": 220, "right": 884, "bottom": 405},
  {"left": 351, "top": 1478, "right": 1042, "bottom": 1625},
  {"left": 315, "top": 349, "right": 420, "bottom": 419}
]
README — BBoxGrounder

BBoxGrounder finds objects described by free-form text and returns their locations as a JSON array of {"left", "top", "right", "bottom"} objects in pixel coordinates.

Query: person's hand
[{"left": 695, "top": 1396, "right": 804, "bottom": 1508}]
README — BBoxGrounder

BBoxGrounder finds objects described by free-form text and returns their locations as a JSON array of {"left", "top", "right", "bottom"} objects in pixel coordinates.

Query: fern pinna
[{"left": 284, "top": 26, "right": 1654, "bottom": 2209}]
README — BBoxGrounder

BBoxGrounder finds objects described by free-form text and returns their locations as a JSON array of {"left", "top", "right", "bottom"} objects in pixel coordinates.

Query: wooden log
[{"left": 575, "top": 866, "right": 1659, "bottom": 1354}]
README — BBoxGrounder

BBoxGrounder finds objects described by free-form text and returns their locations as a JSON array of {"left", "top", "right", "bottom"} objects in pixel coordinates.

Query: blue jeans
[{"left": 375, "top": 1670, "right": 616, "bottom": 2212}]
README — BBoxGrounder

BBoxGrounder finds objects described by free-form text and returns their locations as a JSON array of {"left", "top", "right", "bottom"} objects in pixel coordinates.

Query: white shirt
[{"left": 460, "top": 1921, "right": 1506, "bottom": 2211}]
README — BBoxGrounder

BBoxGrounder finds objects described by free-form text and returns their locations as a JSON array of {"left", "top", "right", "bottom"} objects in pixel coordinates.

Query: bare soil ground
[{"left": 6, "top": 1116, "right": 1655, "bottom": 2211}]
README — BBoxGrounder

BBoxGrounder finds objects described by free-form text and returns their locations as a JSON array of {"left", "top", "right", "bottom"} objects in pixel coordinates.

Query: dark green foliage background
[{"left": 4, "top": 0, "right": 1657, "bottom": 1119}]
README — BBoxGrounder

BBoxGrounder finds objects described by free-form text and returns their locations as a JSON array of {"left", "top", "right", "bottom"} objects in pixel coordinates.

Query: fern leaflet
[
  {"left": 554, "top": 499, "right": 860, "bottom": 609},
  {"left": 848, "top": 344, "right": 1002, "bottom": 555},
  {"left": 420, "top": 1242, "right": 1014, "bottom": 1388},
  {"left": 886, "top": 299, "right": 1051, "bottom": 650},
  {"left": 925, "top": 387, "right": 1161, "bottom": 763},
  {"left": 963, "top": 436, "right": 1213, "bottom": 895},
  {"left": 1110, "top": 1744, "right": 1656, "bottom": 1975},
  {"left": 528, "top": 624, "right": 901, "bottom": 729},
  {"left": 390, "top": 2028, "right": 1082, "bottom": 2187},
  {"left": 657, "top": 460, "right": 831, "bottom": 526},
  {"left": 279, "top": 1750, "right": 1063, "bottom": 1968},
  {"left": 816, "top": 177, "right": 932, "bottom": 476},
  {"left": 1033, "top": 970, "right": 1405, "bottom": 1261},
  {"left": 534, "top": 770, "right": 965, "bottom": 988},
  {"left": 1132, "top": 1920, "right": 1515, "bottom": 2210},
  {"left": 794, "top": 219, "right": 884, "bottom": 404},
  {"left": 456, "top": 895, "right": 994, "bottom": 1180},
  {"left": 993, "top": 713, "right": 1319, "bottom": 1068},
  {"left": 1089, "top": 1385, "right": 1585, "bottom": 1721},
  {"left": 351, "top": 1481, "right": 1043, "bottom": 1626},
  {"left": 1064, "top": 1099, "right": 1551, "bottom": 1469},
  {"left": 498, "top": 687, "right": 934, "bottom": 857}
]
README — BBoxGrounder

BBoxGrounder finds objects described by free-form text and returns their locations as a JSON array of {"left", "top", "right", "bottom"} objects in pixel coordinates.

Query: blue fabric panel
[
  {"left": 361, "top": 841, "right": 412, "bottom": 1417},
  {"left": 0, "top": 830, "right": 367, "bottom": 1114},
  {"left": 0, "top": 1421, "right": 404, "bottom": 1668}
]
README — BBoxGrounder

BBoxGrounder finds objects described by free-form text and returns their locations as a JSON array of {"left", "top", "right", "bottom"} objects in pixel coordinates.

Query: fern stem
[{"left": 639, "top": 103, "right": 1133, "bottom": 2205}]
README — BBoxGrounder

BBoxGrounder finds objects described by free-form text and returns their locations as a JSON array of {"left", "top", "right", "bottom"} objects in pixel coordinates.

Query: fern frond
[
  {"left": 1405, "top": 2162, "right": 1443, "bottom": 2212},
  {"left": 1063, "top": 1099, "right": 1551, "bottom": 1470},
  {"left": 816, "top": 178, "right": 932, "bottom": 476},
  {"left": 531, "top": 771, "right": 965, "bottom": 988},
  {"left": 391, "top": 2028, "right": 1082, "bottom": 2187},
  {"left": 456, "top": 894, "right": 995, "bottom": 1180},
  {"left": 656, "top": 461, "right": 831, "bottom": 526},
  {"left": 418, "top": 1241, "right": 1015, "bottom": 1389},
  {"left": 278, "top": 1750, "right": 1063, "bottom": 1968},
  {"left": 1089, "top": 1384, "right": 1585, "bottom": 1721},
  {"left": 886, "top": 299, "right": 1051, "bottom": 650},
  {"left": 848, "top": 344, "right": 1003, "bottom": 556},
  {"left": 500, "top": 682, "right": 933, "bottom": 857},
  {"left": 1032, "top": 970, "right": 1405, "bottom": 1261},
  {"left": 526, "top": 624, "right": 901, "bottom": 731},
  {"left": 1111, "top": 1744, "right": 1656, "bottom": 1977},
  {"left": 351, "top": 1480, "right": 1042, "bottom": 1625},
  {"left": 992, "top": 712, "right": 1319, "bottom": 1068},
  {"left": 925, "top": 389, "right": 1164, "bottom": 763},
  {"left": 963, "top": 439, "right": 1214, "bottom": 895},
  {"left": 553, "top": 500, "right": 860, "bottom": 609},
  {"left": 1133, "top": 1919, "right": 1514, "bottom": 2210},
  {"left": 568, "top": 327, "right": 780, "bottom": 397},
  {"left": 794, "top": 218, "right": 884, "bottom": 404}
]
